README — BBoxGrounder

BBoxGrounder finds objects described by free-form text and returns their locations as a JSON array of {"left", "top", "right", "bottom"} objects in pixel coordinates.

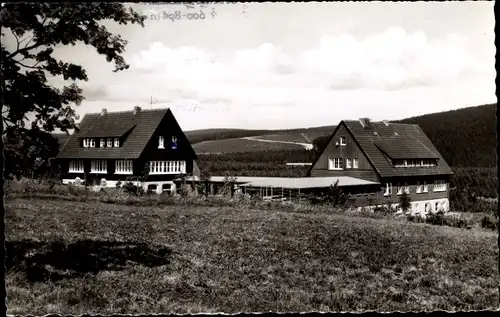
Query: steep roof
[
  {"left": 309, "top": 120, "right": 453, "bottom": 179},
  {"left": 343, "top": 120, "right": 453, "bottom": 178},
  {"left": 57, "top": 108, "right": 169, "bottom": 159}
]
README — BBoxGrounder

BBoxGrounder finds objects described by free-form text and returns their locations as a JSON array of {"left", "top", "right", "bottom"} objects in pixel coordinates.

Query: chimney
[
  {"left": 358, "top": 118, "right": 371, "bottom": 128},
  {"left": 133, "top": 106, "right": 142, "bottom": 114},
  {"left": 101, "top": 108, "right": 107, "bottom": 116}
]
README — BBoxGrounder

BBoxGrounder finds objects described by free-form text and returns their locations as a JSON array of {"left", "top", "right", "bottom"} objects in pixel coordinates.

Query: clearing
[{"left": 5, "top": 197, "right": 499, "bottom": 314}]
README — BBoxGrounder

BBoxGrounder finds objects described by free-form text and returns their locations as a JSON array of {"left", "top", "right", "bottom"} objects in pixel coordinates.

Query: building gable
[{"left": 308, "top": 121, "right": 380, "bottom": 181}]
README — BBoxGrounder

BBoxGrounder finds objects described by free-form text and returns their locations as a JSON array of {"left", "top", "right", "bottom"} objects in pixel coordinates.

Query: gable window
[
  {"left": 416, "top": 181, "right": 423, "bottom": 194},
  {"left": 159, "top": 136, "right": 165, "bottom": 149},
  {"left": 149, "top": 160, "right": 186, "bottom": 174},
  {"left": 114, "top": 138, "right": 120, "bottom": 147},
  {"left": 100, "top": 139, "right": 105, "bottom": 147},
  {"left": 171, "top": 136, "right": 178, "bottom": 150},
  {"left": 69, "top": 160, "right": 84, "bottom": 173},
  {"left": 346, "top": 158, "right": 352, "bottom": 169},
  {"left": 397, "top": 182, "right": 404, "bottom": 195},
  {"left": 433, "top": 180, "right": 446, "bottom": 192},
  {"left": 340, "top": 136, "right": 346, "bottom": 146},
  {"left": 328, "top": 157, "right": 343, "bottom": 170},
  {"left": 115, "top": 160, "right": 133, "bottom": 174},
  {"left": 353, "top": 158, "right": 359, "bottom": 169},
  {"left": 90, "top": 160, "right": 107, "bottom": 173},
  {"left": 423, "top": 181, "right": 428, "bottom": 193},
  {"left": 107, "top": 138, "right": 113, "bottom": 147},
  {"left": 383, "top": 183, "right": 392, "bottom": 196}
]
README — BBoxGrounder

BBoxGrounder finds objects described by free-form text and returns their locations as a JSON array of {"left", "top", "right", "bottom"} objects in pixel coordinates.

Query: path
[{"left": 242, "top": 136, "right": 313, "bottom": 150}]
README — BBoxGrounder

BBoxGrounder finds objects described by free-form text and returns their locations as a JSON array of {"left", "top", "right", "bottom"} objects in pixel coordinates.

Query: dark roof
[
  {"left": 373, "top": 139, "right": 440, "bottom": 159},
  {"left": 308, "top": 120, "right": 454, "bottom": 179},
  {"left": 343, "top": 120, "right": 453, "bottom": 178},
  {"left": 57, "top": 108, "right": 169, "bottom": 159},
  {"left": 52, "top": 133, "right": 71, "bottom": 148}
]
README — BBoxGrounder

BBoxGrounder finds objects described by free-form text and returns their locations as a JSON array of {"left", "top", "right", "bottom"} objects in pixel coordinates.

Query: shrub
[
  {"left": 123, "top": 182, "right": 144, "bottom": 196},
  {"left": 481, "top": 215, "right": 498, "bottom": 231}
]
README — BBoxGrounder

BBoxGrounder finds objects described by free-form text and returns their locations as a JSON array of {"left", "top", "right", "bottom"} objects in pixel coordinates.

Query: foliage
[
  {"left": 398, "top": 192, "right": 411, "bottom": 213},
  {"left": 123, "top": 182, "right": 144, "bottom": 196},
  {"left": 396, "top": 103, "right": 497, "bottom": 167},
  {"left": 312, "top": 135, "right": 330, "bottom": 156},
  {"left": 481, "top": 215, "right": 498, "bottom": 231},
  {"left": 1, "top": 3, "right": 145, "bottom": 180}
]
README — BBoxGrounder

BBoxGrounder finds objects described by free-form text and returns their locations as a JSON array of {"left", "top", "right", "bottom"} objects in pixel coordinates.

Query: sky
[{"left": 4, "top": 2, "right": 497, "bottom": 131}]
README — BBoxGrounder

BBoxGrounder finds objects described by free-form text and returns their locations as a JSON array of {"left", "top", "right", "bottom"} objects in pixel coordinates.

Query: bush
[
  {"left": 481, "top": 216, "right": 498, "bottom": 231},
  {"left": 123, "top": 182, "right": 144, "bottom": 196}
]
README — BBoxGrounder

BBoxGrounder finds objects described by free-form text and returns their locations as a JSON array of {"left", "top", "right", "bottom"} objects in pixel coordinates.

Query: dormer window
[
  {"left": 83, "top": 138, "right": 89, "bottom": 148},
  {"left": 340, "top": 136, "right": 346, "bottom": 146},
  {"left": 114, "top": 138, "right": 120, "bottom": 147},
  {"left": 100, "top": 139, "right": 105, "bottom": 147},
  {"left": 159, "top": 136, "right": 165, "bottom": 149},
  {"left": 90, "top": 138, "right": 95, "bottom": 148},
  {"left": 171, "top": 136, "right": 178, "bottom": 150},
  {"left": 107, "top": 138, "right": 113, "bottom": 147}
]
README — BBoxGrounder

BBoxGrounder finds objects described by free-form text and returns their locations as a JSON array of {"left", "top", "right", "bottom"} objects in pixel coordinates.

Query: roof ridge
[{"left": 84, "top": 107, "right": 170, "bottom": 116}]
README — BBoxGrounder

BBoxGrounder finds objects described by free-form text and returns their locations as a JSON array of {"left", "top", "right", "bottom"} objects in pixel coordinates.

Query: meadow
[
  {"left": 5, "top": 188, "right": 499, "bottom": 314},
  {"left": 192, "top": 138, "right": 306, "bottom": 154}
]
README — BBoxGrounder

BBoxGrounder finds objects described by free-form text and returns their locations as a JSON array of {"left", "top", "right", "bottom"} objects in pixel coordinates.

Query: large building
[
  {"left": 308, "top": 118, "right": 454, "bottom": 215},
  {"left": 56, "top": 106, "right": 199, "bottom": 194}
]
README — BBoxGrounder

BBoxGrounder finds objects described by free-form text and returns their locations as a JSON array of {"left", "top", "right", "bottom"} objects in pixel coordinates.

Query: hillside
[{"left": 395, "top": 103, "right": 497, "bottom": 167}]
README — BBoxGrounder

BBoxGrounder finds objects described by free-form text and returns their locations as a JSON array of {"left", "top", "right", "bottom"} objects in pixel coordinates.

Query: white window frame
[
  {"left": 416, "top": 181, "right": 422, "bottom": 194},
  {"left": 403, "top": 160, "right": 408, "bottom": 167},
  {"left": 404, "top": 182, "right": 410, "bottom": 194},
  {"left": 339, "top": 136, "right": 346, "bottom": 146},
  {"left": 115, "top": 160, "right": 133, "bottom": 175},
  {"left": 114, "top": 138, "right": 120, "bottom": 147},
  {"left": 69, "top": 160, "right": 84, "bottom": 173},
  {"left": 83, "top": 138, "right": 89, "bottom": 148},
  {"left": 148, "top": 160, "right": 186, "bottom": 174},
  {"left": 89, "top": 138, "right": 95, "bottom": 148},
  {"left": 90, "top": 160, "right": 107, "bottom": 174},
  {"left": 397, "top": 182, "right": 404, "bottom": 195},
  {"left": 433, "top": 180, "right": 447, "bottom": 192},
  {"left": 107, "top": 138, "right": 113, "bottom": 147},
  {"left": 353, "top": 158, "right": 359, "bottom": 169},
  {"left": 328, "top": 157, "right": 343, "bottom": 170},
  {"left": 423, "top": 181, "right": 428, "bottom": 193},
  {"left": 383, "top": 183, "right": 392, "bottom": 196},
  {"left": 171, "top": 136, "right": 178, "bottom": 149},
  {"left": 158, "top": 136, "right": 165, "bottom": 149},
  {"left": 100, "top": 139, "right": 105, "bottom": 147},
  {"left": 346, "top": 158, "right": 352, "bottom": 169}
]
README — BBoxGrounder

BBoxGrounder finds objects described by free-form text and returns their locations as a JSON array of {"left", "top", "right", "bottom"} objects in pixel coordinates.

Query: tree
[
  {"left": 1, "top": 3, "right": 145, "bottom": 177},
  {"left": 399, "top": 192, "right": 411, "bottom": 213},
  {"left": 312, "top": 135, "right": 330, "bottom": 156}
]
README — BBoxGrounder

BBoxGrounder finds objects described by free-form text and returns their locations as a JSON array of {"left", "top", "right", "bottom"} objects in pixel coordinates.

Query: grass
[
  {"left": 253, "top": 132, "right": 330, "bottom": 143},
  {"left": 192, "top": 138, "right": 306, "bottom": 154},
  {"left": 5, "top": 196, "right": 499, "bottom": 314}
]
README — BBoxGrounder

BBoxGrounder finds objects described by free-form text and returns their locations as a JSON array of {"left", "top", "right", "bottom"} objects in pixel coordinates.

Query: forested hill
[{"left": 395, "top": 103, "right": 497, "bottom": 167}]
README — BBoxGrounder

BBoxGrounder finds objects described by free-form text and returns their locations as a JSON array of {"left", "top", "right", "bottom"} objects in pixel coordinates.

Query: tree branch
[{"left": 12, "top": 59, "right": 42, "bottom": 70}]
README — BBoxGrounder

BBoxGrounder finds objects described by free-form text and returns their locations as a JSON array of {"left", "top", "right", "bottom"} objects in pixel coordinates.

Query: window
[
  {"left": 100, "top": 139, "right": 105, "bottom": 147},
  {"left": 328, "top": 158, "right": 343, "bottom": 170},
  {"left": 114, "top": 138, "right": 120, "bottom": 147},
  {"left": 69, "top": 160, "right": 84, "bottom": 173},
  {"left": 89, "top": 138, "right": 95, "bottom": 148},
  {"left": 353, "top": 158, "right": 359, "bottom": 169},
  {"left": 435, "top": 202, "right": 440, "bottom": 211},
  {"left": 383, "top": 183, "right": 392, "bottom": 196},
  {"left": 340, "top": 136, "right": 346, "bottom": 146},
  {"left": 90, "top": 160, "right": 107, "bottom": 173},
  {"left": 171, "top": 136, "right": 178, "bottom": 150},
  {"left": 83, "top": 138, "right": 89, "bottom": 148},
  {"left": 346, "top": 158, "right": 352, "bottom": 169},
  {"left": 397, "top": 182, "right": 404, "bottom": 195},
  {"left": 433, "top": 180, "right": 446, "bottom": 192},
  {"left": 107, "top": 138, "right": 113, "bottom": 147},
  {"left": 148, "top": 160, "right": 186, "bottom": 174},
  {"left": 158, "top": 136, "right": 165, "bottom": 149},
  {"left": 115, "top": 160, "right": 133, "bottom": 174},
  {"left": 416, "top": 181, "right": 422, "bottom": 194},
  {"left": 403, "top": 160, "right": 408, "bottom": 167},
  {"left": 423, "top": 181, "right": 428, "bottom": 193},
  {"left": 404, "top": 182, "right": 410, "bottom": 194}
]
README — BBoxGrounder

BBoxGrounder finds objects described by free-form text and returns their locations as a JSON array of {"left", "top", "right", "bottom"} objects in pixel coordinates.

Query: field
[
  {"left": 6, "top": 196, "right": 499, "bottom": 314},
  {"left": 192, "top": 138, "right": 306, "bottom": 154},
  {"left": 252, "top": 132, "right": 331, "bottom": 143}
]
